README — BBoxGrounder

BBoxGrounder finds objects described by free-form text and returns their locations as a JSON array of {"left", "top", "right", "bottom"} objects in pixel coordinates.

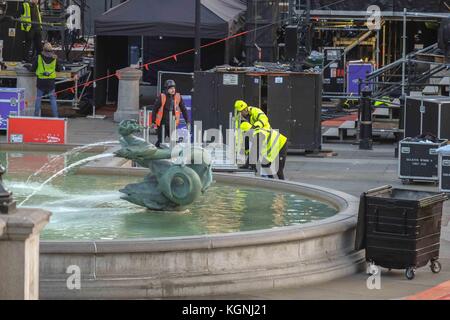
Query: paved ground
[
  {"left": 216, "top": 144, "right": 450, "bottom": 300},
  {"left": 1, "top": 116, "right": 449, "bottom": 300},
  {"left": 247, "top": 142, "right": 450, "bottom": 300}
]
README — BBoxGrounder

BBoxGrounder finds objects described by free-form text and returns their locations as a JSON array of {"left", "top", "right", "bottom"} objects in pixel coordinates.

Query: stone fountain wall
[{"left": 39, "top": 172, "right": 364, "bottom": 299}]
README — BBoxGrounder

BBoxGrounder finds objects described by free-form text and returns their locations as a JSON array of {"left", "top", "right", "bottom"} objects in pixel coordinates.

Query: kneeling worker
[{"left": 240, "top": 121, "right": 287, "bottom": 180}]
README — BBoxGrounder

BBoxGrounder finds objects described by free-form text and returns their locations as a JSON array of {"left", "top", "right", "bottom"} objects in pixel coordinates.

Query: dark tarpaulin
[
  {"left": 311, "top": 0, "right": 445, "bottom": 12},
  {"left": 95, "top": 0, "right": 246, "bottom": 39},
  {"left": 143, "top": 37, "right": 225, "bottom": 84}
]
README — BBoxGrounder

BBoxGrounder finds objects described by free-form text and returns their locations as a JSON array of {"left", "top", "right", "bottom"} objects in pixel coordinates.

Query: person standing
[
  {"left": 152, "top": 80, "right": 190, "bottom": 148},
  {"left": 29, "top": 42, "right": 61, "bottom": 117},
  {"left": 19, "top": 0, "right": 43, "bottom": 62}
]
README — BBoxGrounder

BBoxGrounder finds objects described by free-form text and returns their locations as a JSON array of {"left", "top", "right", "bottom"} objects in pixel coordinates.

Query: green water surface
[{"left": 0, "top": 150, "right": 338, "bottom": 240}]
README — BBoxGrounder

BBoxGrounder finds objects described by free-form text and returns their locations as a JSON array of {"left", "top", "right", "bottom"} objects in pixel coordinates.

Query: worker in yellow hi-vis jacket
[
  {"left": 18, "top": 0, "right": 43, "bottom": 62},
  {"left": 234, "top": 100, "right": 271, "bottom": 130},
  {"left": 240, "top": 121, "right": 287, "bottom": 180}
]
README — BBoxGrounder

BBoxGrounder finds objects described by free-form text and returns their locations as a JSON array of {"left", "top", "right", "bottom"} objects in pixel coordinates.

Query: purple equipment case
[
  {"left": 347, "top": 63, "right": 374, "bottom": 95},
  {"left": 0, "top": 88, "right": 26, "bottom": 130}
]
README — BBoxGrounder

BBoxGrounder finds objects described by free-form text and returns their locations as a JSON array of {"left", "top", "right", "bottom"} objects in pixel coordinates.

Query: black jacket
[
  {"left": 152, "top": 93, "right": 190, "bottom": 126},
  {"left": 29, "top": 54, "right": 62, "bottom": 92}
]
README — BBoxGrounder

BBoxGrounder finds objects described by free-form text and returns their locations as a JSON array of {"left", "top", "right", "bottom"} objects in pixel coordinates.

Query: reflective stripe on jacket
[
  {"left": 20, "top": 2, "right": 32, "bottom": 32},
  {"left": 256, "top": 128, "right": 287, "bottom": 163},
  {"left": 242, "top": 127, "right": 287, "bottom": 163},
  {"left": 20, "top": 2, "right": 42, "bottom": 32},
  {"left": 249, "top": 107, "right": 271, "bottom": 130},
  {"left": 36, "top": 5, "right": 43, "bottom": 30},
  {"left": 154, "top": 93, "right": 181, "bottom": 127}
]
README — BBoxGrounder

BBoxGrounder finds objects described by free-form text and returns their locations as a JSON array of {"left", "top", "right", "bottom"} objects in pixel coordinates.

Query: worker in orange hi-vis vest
[{"left": 151, "top": 80, "right": 190, "bottom": 148}]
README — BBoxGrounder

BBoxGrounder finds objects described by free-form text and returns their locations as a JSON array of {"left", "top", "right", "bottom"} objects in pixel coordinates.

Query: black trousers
[
  {"left": 22, "top": 29, "right": 42, "bottom": 62},
  {"left": 263, "top": 144, "right": 287, "bottom": 180},
  {"left": 155, "top": 124, "right": 170, "bottom": 148}
]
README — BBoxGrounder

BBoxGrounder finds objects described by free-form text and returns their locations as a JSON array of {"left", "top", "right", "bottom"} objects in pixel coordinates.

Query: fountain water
[
  {"left": 25, "top": 141, "right": 119, "bottom": 184},
  {"left": 19, "top": 153, "right": 114, "bottom": 207},
  {"left": 0, "top": 147, "right": 363, "bottom": 298}
]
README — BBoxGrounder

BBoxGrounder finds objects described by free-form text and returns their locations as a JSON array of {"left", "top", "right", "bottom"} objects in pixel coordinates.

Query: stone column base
[
  {"left": 114, "top": 67, "right": 142, "bottom": 123},
  {"left": 0, "top": 208, "right": 51, "bottom": 300}
]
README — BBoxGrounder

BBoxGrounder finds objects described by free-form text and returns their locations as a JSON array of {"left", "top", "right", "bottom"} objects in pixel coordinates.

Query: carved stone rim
[{"left": 41, "top": 171, "right": 358, "bottom": 254}]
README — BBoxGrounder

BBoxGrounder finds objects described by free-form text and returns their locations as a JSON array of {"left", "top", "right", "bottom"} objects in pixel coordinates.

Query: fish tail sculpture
[{"left": 114, "top": 120, "right": 213, "bottom": 211}]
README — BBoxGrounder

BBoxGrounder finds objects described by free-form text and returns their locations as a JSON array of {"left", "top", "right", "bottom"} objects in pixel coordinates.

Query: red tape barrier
[{"left": 25, "top": 30, "right": 251, "bottom": 108}]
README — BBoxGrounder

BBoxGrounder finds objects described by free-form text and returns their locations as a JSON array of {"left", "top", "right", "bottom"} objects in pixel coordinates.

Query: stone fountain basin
[{"left": 39, "top": 168, "right": 364, "bottom": 299}]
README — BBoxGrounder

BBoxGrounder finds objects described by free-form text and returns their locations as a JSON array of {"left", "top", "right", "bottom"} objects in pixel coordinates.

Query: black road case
[
  {"left": 399, "top": 138, "right": 448, "bottom": 184},
  {"left": 0, "top": 2, "right": 26, "bottom": 61},
  {"left": 322, "top": 47, "right": 346, "bottom": 94},
  {"left": 404, "top": 96, "right": 450, "bottom": 140},
  {"left": 192, "top": 70, "right": 322, "bottom": 151},
  {"left": 439, "top": 154, "right": 450, "bottom": 192},
  {"left": 363, "top": 185, "right": 447, "bottom": 280}
]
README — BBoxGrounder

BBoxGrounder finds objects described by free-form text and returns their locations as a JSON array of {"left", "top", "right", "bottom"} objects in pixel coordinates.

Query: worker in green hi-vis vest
[
  {"left": 18, "top": 0, "right": 43, "bottom": 62},
  {"left": 28, "top": 42, "right": 62, "bottom": 117}
]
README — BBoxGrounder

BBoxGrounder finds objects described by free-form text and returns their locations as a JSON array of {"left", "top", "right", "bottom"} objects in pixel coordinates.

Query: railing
[{"left": 361, "top": 43, "right": 448, "bottom": 99}]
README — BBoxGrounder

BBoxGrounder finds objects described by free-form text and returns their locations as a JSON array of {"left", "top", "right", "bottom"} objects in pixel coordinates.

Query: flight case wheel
[
  {"left": 430, "top": 260, "right": 442, "bottom": 274},
  {"left": 405, "top": 267, "right": 415, "bottom": 280}
]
